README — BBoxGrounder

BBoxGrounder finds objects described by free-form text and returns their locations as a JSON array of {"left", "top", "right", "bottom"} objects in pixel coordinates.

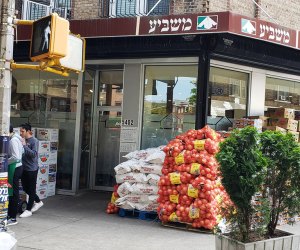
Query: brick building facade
[{"left": 71, "top": 0, "right": 300, "bottom": 31}]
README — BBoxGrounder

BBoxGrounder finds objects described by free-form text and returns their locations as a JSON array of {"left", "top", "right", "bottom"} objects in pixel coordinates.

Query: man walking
[
  {"left": 19, "top": 123, "right": 43, "bottom": 218},
  {"left": 7, "top": 125, "right": 24, "bottom": 225}
]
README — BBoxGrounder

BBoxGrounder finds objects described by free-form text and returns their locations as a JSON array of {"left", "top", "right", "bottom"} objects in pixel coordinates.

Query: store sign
[
  {"left": 19, "top": 11, "right": 300, "bottom": 51},
  {"left": 236, "top": 17, "right": 295, "bottom": 48},
  {"left": 139, "top": 12, "right": 298, "bottom": 50}
]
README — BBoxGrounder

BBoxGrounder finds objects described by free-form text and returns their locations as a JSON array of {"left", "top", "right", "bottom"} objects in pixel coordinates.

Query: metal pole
[{"left": 0, "top": 0, "right": 15, "bottom": 230}]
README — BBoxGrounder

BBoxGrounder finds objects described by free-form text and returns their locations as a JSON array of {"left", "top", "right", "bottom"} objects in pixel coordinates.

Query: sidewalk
[{"left": 9, "top": 191, "right": 300, "bottom": 250}]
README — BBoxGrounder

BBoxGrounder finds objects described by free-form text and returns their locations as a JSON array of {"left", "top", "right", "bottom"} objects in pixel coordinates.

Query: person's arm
[
  {"left": 23, "top": 139, "right": 38, "bottom": 158},
  {"left": 8, "top": 139, "right": 19, "bottom": 165}
]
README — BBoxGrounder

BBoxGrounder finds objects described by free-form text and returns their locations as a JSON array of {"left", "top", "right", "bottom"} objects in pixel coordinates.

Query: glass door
[{"left": 91, "top": 70, "right": 123, "bottom": 190}]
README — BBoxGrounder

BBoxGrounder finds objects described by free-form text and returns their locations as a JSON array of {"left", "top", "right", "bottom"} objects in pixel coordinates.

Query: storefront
[{"left": 13, "top": 11, "right": 300, "bottom": 194}]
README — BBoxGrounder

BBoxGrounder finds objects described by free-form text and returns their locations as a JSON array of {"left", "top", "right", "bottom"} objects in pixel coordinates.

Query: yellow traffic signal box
[{"left": 30, "top": 13, "right": 69, "bottom": 62}]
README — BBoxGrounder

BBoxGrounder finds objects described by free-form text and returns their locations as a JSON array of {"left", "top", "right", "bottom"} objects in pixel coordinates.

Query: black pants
[
  {"left": 21, "top": 170, "right": 40, "bottom": 211},
  {"left": 8, "top": 166, "right": 23, "bottom": 219}
]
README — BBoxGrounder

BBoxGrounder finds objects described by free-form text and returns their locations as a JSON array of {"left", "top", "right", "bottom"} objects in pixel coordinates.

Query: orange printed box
[{"left": 267, "top": 108, "right": 295, "bottom": 119}]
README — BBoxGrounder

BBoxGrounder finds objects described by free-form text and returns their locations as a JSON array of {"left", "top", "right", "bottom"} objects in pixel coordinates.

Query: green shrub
[
  {"left": 260, "top": 131, "right": 300, "bottom": 236},
  {"left": 216, "top": 127, "right": 267, "bottom": 242}
]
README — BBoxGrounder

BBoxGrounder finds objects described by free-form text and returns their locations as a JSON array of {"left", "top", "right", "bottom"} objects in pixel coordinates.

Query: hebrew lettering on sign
[
  {"left": 148, "top": 17, "right": 192, "bottom": 34},
  {"left": 259, "top": 24, "right": 290, "bottom": 44}
]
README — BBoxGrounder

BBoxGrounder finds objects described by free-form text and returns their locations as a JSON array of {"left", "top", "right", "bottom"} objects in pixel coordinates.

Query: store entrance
[{"left": 90, "top": 69, "right": 123, "bottom": 190}]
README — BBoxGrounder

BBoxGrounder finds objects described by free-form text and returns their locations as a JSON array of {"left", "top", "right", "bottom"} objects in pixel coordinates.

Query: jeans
[
  {"left": 8, "top": 166, "right": 23, "bottom": 219},
  {"left": 21, "top": 170, "right": 40, "bottom": 211}
]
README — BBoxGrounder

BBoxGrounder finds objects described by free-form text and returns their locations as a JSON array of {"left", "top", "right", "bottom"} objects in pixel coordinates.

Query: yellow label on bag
[
  {"left": 169, "top": 194, "right": 179, "bottom": 203},
  {"left": 169, "top": 212, "right": 179, "bottom": 222},
  {"left": 187, "top": 184, "right": 199, "bottom": 198},
  {"left": 216, "top": 194, "right": 222, "bottom": 204},
  {"left": 190, "top": 163, "right": 201, "bottom": 175},
  {"left": 216, "top": 214, "right": 222, "bottom": 223},
  {"left": 194, "top": 140, "right": 205, "bottom": 150},
  {"left": 175, "top": 152, "right": 184, "bottom": 165},
  {"left": 170, "top": 173, "right": 181, "bottom": 185},
  {"left": 111, "top": 193, "right": 116, "bottom": 204},
  {"left": 189, "top": 205, "right": 200, "bottom": 219}
]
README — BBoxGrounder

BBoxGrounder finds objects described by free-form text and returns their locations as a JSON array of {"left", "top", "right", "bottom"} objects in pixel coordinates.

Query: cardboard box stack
[
  {"left": 232, "top": 118, "right": 263, "bottom": 132},
  {"left": 36, "top": 128, "right": 59, "bottom": 199},
  {"left": 264, "top": 107, "right": 299, "bottom": 142}
]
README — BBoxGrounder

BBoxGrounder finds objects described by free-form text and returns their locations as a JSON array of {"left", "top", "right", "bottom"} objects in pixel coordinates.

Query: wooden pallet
[
  {"left": 161, "top": 221, "right": 214, "bottom": 234},
  {"left": 118, "top": 208, "right": 159, "bottom": 221}
]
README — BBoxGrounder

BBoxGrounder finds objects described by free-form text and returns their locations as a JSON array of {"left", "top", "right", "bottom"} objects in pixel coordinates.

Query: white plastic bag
[
  {"left": 131, "top": 162, "right": 162, "bottom": 175},
  {"left": 145, "top": 150, "right": 165, "bottom": 164},
  {"left": 114, "top": 159, "right": 140, "bottom": 175},
  {"left": 115, "top": 173, "right": 147, "bottom": 184},
  {"left": 131, "top": 183, "right": 159, "bottom": 195},
  {"left": 0, "top": 232, "right": 17, "bottom": 250},
  {"left": 116, "top": 194, "right": 158, "bottom": 204},
  {"left": 146, "top": 174, "right": 161, "bottom": 186},
  {"left": 117, "top": 182, "right": 133, "bottom": 197}
]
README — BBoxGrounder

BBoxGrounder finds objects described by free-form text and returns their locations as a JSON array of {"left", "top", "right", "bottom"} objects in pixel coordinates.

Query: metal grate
[
  {"left": 21, "top": 0, "right": 72, "bottom": 20},
  {"left": 100, "top": 0, "right": 170, "bottom": 18}
]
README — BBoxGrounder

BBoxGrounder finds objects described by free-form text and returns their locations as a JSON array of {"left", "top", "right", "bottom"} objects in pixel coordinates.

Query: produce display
[
  {"left": 157, "top": 126, "right": 232, "bottom": 230},
  {"left": 106, "top": 185, "right": 120, "bottom": 214}
]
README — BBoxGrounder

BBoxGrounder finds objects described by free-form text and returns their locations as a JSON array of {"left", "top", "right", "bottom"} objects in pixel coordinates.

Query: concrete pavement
[{"left": 8, "top": 191, "right": 300, "bottom": 250}]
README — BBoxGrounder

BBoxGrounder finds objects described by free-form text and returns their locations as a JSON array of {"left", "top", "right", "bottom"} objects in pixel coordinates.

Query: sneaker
[
  {"left": 31, "top": 201, "right": 44, "bottom": 213},
  {"left": 19, "top": 210, "right": 32, "bottom": 218},
  {"left": 7, "top": 218, "right": 18, "bottom": 226}
]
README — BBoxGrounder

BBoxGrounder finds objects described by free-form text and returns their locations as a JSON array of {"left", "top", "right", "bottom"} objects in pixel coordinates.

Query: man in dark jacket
[{"left": 19, "top": 123, "right": 43, "bottom": 218}]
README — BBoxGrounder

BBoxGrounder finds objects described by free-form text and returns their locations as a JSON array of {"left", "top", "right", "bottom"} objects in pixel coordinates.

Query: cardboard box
[
  {"left": 48, "top": 163, "right": 57, "bottom": 173},
  {"left": 37, "top": 187, "right": 47, "bottom": 200},
  {"left": 48, "top": 151, "right": 58, "bottom": 164},
  {"left": 247, "top": 116, "right": 269, "bottom": 127},
  {"left": 225, "top": 109, "right": 246, "bottom": 119},
  {"left": 50, "top": 141, "right": 58, "bottom": 151},
  {"left": 287, "top": 131, "right": 299, "bottom": 142},
  {"left": 38, "top": 141, "right": 51, "bottom": 153},
  {"left": 38, "top": 151, "right": 57, "bottom": 165},
  {"left": 48, "top": 172, "right": 56, "bottom": 183},
  {"left": 37, "top": 165, "right": 49, "bottom": 188},
  {"left": 233, "top": 118, "right": 262, "bottom": 131},
  {"left": 38, "top": 152, "right": 50, "bottom": 164},
  {"left": 267, "top": 118, "right": 298, "bottom": 131},
  {"left": 37, "top": 128, "right": 59, "bottom": 142},
  {"left": 262, "top": 126, "right": 287, "bottom": 134},
  {"left": 47, "top": 183, "right": 56, "bottom": 197},
  {"left": 266, "top": 107, "right": 295, "bottom": 119},
  {"left": 294, "top": 110, "right": 300, "bottom": 120}
]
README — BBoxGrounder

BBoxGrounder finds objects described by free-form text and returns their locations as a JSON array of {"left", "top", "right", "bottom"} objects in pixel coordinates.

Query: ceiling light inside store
[{"left": 89, "top": 89, "right": 93, "bottom": 93}]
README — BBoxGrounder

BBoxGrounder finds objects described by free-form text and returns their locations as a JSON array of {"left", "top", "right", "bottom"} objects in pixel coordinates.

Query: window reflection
[
  {"left": 11, "top": 69, "right": 78, "bottom": 190},
  {"left": 265, "top": 77, "right": 300, "bottom": 109},
  {"left": 208, "top": 67, "right": 249, "bottom": 131},
  {"left": 142, "top": 65, "right": 198, "bottom": 149}
]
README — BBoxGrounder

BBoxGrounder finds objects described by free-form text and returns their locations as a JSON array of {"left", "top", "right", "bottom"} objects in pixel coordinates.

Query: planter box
[{"left": 215, "top": 231, "right": 300, "bottom": 250}]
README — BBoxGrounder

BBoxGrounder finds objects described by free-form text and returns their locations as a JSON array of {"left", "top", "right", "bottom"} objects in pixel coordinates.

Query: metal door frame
[{"left": 89, "top": 69, "right": 124, "bottom": 191}]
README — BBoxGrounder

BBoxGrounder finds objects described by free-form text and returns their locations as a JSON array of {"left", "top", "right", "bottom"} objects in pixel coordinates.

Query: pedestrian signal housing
[{"left": 30, "top": 13, "right": 69, "bottom": 62}]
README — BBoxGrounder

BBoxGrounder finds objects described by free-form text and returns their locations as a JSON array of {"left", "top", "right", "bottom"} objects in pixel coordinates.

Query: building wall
[
  {"left": 170, "top": 0, "right": 206, "bottom": 14},
  {"left": 73, "top": 0, "right": 100, "bottom": 19},
  {"left": 258, "top": 0, "right": 300, "bottom": 30},
  {"left": 14, "top": 0, "right": 300, "bottom": 29},
  {"left": 205, "top": 0, "right": 256, "bottom": 16}
]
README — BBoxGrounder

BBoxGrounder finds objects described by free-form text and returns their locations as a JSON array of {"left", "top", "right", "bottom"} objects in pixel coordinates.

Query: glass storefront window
[
  {"left": 265, "top": 77, "right": 300, "bottom": 109},
  {"left": 141, "top": 65, "right": 198, "bottom": 149},
  {"left": 208, "top": 67, "right": 249, "bottom": 131},
  {"left": 11, "top": 69, "right": 79, "bottom": 190}
]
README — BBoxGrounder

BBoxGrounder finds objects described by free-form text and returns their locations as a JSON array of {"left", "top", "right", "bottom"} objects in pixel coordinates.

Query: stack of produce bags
[
  {"left": 157, "top": 126, "right": 232, "bottom": 229},
  {"left": 114, "top": 146, "right": 165, "bottom": 212}
]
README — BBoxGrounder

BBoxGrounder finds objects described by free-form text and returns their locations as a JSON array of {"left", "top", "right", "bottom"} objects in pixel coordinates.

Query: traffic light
[{"left": 30, "top": 13, "right": 69, "bottom": 62}]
